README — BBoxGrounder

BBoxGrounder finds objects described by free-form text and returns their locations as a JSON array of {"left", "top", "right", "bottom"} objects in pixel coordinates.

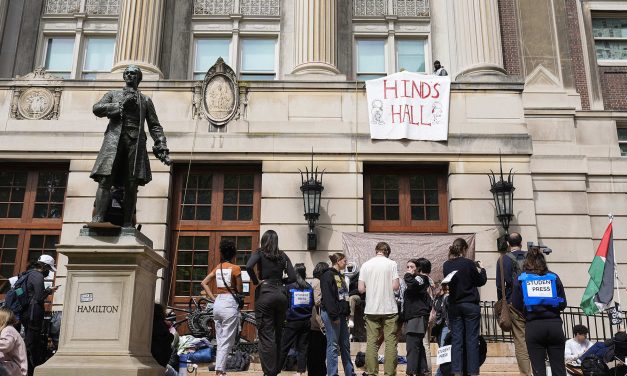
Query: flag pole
[{"left": 609, "top": 213, "right": 625, "bottom": 330}]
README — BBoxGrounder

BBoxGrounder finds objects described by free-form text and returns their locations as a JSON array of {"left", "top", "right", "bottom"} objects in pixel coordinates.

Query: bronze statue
[{"left": 89, "top": 65, "right": 171, "bottom": 228}]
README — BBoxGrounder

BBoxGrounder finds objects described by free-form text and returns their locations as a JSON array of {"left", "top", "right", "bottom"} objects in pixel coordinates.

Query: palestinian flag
[{"left": 581, "top": 222, "right": 615, "bottom": 315}]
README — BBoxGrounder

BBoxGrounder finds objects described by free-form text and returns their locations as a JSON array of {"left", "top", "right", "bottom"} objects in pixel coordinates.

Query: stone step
[{"left": 193, "top": 361, "right": 521, "bottom": 375}]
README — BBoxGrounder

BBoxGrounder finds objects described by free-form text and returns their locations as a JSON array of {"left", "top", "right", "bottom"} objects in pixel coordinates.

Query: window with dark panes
[
  {"left": 365, "top": 166, "right": 448, "bottom": 233},
  {"left": 0, "top": 165, "right": 68, "bottom": 294},
  {"left": 170, "top": 166, "right": 261, "bottom": 308},
  {"left": 619, "top": 126, "right": 627, "bottom": 156}
]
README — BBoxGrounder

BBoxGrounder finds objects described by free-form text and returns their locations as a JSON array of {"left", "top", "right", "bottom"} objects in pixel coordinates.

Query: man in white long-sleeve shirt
[{"left": 565, "top": 325, "right": 594, "bottom": 375}]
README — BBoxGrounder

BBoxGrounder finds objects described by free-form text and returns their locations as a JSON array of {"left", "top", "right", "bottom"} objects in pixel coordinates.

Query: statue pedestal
[{"left": 36, "top": 228, "right": 168, "bottom": 376}]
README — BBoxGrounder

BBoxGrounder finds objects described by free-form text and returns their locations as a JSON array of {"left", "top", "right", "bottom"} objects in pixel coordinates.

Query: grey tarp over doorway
[{"left": 341, "top": 232, "right": 476, "bottom": 282}]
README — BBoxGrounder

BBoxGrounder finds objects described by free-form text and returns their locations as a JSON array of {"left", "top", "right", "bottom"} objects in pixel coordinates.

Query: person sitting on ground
[
  {"left": 0, "top": 308, "right": 27, "bottom": 376},
  {"left": 564, "top": 325, "right": 594, "bottom": 376}
]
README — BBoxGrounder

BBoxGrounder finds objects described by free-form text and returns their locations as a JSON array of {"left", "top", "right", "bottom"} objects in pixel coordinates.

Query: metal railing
[{"left": 480, "top": 301, "right": 626, "bottom": 343}]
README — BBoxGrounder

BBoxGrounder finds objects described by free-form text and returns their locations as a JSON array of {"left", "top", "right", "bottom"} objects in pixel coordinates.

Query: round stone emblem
[
  {"left": 203, "top": 74, "right": 237, "bottom": 125},
  {"left": 17, "top": 88, "right": 55, "bottom": 120}
]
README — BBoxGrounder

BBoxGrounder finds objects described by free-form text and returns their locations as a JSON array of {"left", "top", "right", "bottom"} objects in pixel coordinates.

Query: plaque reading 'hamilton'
[{"left": 201, "top": 57, "right": 239, "bottom": 127}]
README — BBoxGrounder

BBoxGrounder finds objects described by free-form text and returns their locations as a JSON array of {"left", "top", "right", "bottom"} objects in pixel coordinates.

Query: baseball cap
[{"left": 38, "top": 254, "right": 57, "bottom": 272}]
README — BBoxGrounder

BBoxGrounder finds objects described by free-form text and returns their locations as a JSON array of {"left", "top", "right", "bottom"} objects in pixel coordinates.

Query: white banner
[{"left": 366, "top": 71, "right": 451, "bottom": 140}]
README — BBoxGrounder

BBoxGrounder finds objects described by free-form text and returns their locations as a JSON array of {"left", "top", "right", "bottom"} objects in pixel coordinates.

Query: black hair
[
  {"left": 219, "top": 239, "right": 237, "bottom": 262},
  {"left": 294, "top": 263, "right": 309, "bottom": 289},
  {"left": 573, "top": 324, "right": 589, "bottom": 336},
  {"left": 313, "top": 262, "right": 329, "bottom": 279},
  {"left": 260, "top": 230, "right": 282, "bottom": 261},
  {"left": 449, "top": 238, "right": 468, "bottom": 259},
  {"left": 416, "top": 257, "right": 432, "bottom": 274},
  {"left": 507, "top": 233, "right": 523, "bottom": 247}
]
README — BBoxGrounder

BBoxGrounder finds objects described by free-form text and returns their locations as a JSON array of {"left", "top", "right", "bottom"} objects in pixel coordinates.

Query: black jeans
[
  {"left": 525, "top": 319, "right": 566, "bottom": 376},
  {"left": 254, "top": 282, "right": 288, "bottom": 376},
  {"left": 23, "top": 322, "right": 43, "bottom": 376},
  {"left": 280, "top": 319, "right": 311, "bottom": 372},
  {"left": 307, "top": 329, "right": 327, "bottom": 376},
  {"left": 406, "top": 332, "right": 427, "bottom": 375}
]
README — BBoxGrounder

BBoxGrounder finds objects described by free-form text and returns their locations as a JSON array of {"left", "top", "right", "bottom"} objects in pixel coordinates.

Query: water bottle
[{"left": 178, "top": 353, "right": 189, "bottom": 376}]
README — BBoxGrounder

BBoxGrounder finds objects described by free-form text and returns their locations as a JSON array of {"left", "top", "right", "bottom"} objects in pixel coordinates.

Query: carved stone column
[
  {"left": 112, "top": 0, "right": 165, "bottom": 77},
  {"left": 452, "top": 0, "right": 506, "bottom": 79},
  {"left": 292, "top": 0, "right": 340, "bottom": 75}
]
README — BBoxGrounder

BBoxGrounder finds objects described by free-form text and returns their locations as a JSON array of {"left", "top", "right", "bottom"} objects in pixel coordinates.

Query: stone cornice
[{"left": 0, "top": 79, "right": 525, "bottom": 92}]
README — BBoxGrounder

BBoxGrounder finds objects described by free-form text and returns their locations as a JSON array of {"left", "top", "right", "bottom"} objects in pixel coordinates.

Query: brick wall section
[
  {"left": 564, "top": 0, "right": 590, "bottom": 110},
  {"left": 599, "top": 66, "right": 627, "bottom": 111},
  {"left": 498, "top": 0, "right": 522, "bottom": 76}
]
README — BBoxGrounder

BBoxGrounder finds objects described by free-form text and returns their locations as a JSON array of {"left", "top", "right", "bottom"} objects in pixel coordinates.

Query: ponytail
[
  {"left": 448, "top": 238, "right": 468, "bottom": 259},
  {"left": 329, "top": 252, "right": 345, "bottom": 265},
  {"left": 294, "top": 263, "right": 308, "bottom": 289}
]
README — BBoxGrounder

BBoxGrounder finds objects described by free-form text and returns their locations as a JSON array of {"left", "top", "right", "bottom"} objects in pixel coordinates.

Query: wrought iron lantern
[
  {"left": 488, "top": 155, "right": 515, "bottom": 235},
  {"left": 299, "top": 152, "right": 325, "bottom": 250}
]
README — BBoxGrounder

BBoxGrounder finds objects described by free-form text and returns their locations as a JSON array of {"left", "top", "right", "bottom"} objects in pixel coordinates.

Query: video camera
[{"left": 527, "top": 241, "right": 552, "bottom": 255}]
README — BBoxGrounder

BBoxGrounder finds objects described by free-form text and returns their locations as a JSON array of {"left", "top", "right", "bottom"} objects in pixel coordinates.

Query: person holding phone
[{"left": 23, "top": 255, "right": 58, "bottom": 376}]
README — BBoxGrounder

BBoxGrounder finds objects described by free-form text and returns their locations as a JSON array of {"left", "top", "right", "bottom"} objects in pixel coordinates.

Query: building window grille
[
  {"left": 45, "top": 0, "right": 120, "bottom": 15},
  {"left": 592, "top": 18, "right": 627, "bottom": 62},
  {"left": 354, "top": 0, "right": 430, "bottom": 17},
  {"left": 193, "top": 0, "right": 279, "bottom": 16},
  {"left": 45, "top": 0, "right": 80, "bottom": 14},
  {"left": 193, "top": 0, "right": 233, "bottom": 15},
  {"left": 240, "top": 0, "right": 280, "bottom": 16},
  {"left": 85, "top": 0, "right": 120, "bottom": 15}
]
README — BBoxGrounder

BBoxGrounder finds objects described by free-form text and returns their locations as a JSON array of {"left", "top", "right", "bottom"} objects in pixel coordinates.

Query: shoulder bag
[{"left": 494, "top": 255, "right": 513, "bottom": 332}]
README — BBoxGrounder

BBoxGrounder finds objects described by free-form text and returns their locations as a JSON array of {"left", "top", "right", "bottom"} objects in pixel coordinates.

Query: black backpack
[
  {"left": 3, "top": 270, "right": 32, "bottom": 320},
  {"left": 581, "top": 355, "right": 610, "bottom": 376}
]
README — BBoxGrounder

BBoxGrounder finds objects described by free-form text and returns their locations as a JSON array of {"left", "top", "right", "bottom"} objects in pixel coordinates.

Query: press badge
[
  {"left": 518, "top": 272, "right": 563, "bottom": 309},
  {"left": 292, "top": 290, "right": 312, "bottom": 307}
]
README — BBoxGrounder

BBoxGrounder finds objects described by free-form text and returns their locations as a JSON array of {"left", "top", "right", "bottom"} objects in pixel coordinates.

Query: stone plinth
[{"left": 36, "top": 228, "right": 168, "bottom": 376}]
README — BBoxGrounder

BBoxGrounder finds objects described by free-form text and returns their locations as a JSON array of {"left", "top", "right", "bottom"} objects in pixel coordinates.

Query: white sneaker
[{"left": 348, "top": 318, "right": 355, "bottom": 328}]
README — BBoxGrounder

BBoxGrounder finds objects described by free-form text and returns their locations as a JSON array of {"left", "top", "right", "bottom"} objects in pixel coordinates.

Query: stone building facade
[{"left": 0, "top": 0, "right": 625, "bottom": 314}]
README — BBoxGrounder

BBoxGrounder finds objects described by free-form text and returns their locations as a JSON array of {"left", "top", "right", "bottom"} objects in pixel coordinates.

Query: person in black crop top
[{"left": 245, "top": 230, "right": 296, "bottom": 376}]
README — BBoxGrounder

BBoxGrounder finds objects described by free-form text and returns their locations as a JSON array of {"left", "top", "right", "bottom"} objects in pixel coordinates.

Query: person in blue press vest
[
  {"left": 512, "top": 247, "right": 567, "bottom": 376},
  {"left": 279, "top": 263, "right": 314, "bottom": 376}
]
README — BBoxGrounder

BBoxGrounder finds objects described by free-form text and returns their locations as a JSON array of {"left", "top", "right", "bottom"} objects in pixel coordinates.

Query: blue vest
[{"left": 518, "top": 272, "right": 564, "bottom": 310}]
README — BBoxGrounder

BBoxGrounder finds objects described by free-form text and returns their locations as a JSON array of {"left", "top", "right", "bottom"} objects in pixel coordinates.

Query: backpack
[
  {"left": 3, "top": 270, "right": 32, "bottom": 320},
  {"left": 581, "top": 355, "right": 610, "bottom": 376},
  {"left": 225, "top": 350, "right": 250, "bottom": 372},
  {"left": 505, "top": 252, "right": 525, "bottom": 282}
]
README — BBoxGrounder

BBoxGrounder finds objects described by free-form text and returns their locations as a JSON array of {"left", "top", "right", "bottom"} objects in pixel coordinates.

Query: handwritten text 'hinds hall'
[{"left": 383, "top": 79, "right": 442, "bottom": 126}]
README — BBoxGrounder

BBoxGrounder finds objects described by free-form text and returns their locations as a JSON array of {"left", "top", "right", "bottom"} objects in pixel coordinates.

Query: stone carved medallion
[
  {"left": 17, "top": 88, "right": 55, "bottom": 120},
  {"left": 10, "top": 68, "right": 63, "bottom": 120},
  {"left": 199, "top": 58, "right": 239, "bottom": 127}
]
